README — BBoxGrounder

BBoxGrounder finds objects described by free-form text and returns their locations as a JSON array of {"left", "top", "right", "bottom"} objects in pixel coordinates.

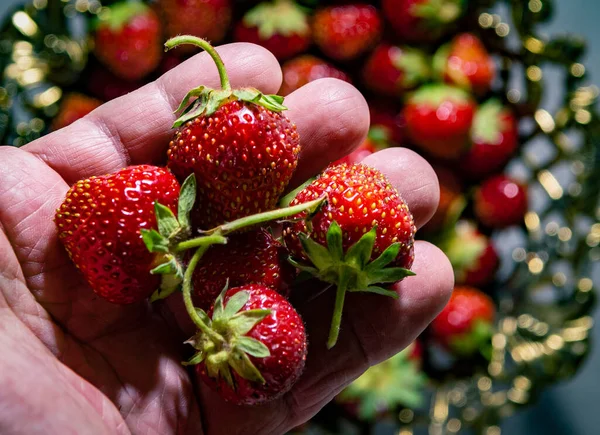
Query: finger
[
  {"left": 362, "top": 148, "right": 440, "bottom": 229},
  {"left": 23, "top": 43, "right": 283, "bottom": 184},
  {"left": 285, "top": 78, "right": 370, "bottom": 187},
  {"left": 198, "top": 241, "right": 454, "bottom": 433}
]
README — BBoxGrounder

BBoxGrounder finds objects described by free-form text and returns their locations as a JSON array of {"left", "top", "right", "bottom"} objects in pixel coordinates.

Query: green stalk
[
  {"left": 165, "top": 35, "right": 231, "bottom": 92},
  {"left": 327, "top": 272, "right": 351, "bottom": 349},
  {"left": 174, "top": 234, "right": 227, "bottom": 253},
  {"left": 182, "top": 246, "right": 223, "bottom": 343}
]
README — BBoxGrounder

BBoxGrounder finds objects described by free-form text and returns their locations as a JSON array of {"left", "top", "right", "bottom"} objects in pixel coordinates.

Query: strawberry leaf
[
  {"left": 196, "top": 308, "right": 211, "bottom": 327},
  {"left": 223, "top": 291, "right": 250, "bottom": 319},
  {"left": 182, "top": 351, "right": 206, "bottom": 366},
  {"left": 299, "top": 233, "right": 334, "bottom": 270},
  {"left": 141, "top": 229, "right": 169, "bottom": 253},
  {"left": 229, "top": 350, "right": 266, "bottom": 384},
  {"left": 174, "top": 86, "right": 206, "bottom": 115},
  {"left": 155, "top": 202, "right": 180, "bottom": 238},
  {"left": 354, "top": 286, "right": 399, "bottom": 299},
  {"left": 326, "top": 221, "right": 344, "bottom": 261},
  {"left": 344, "top": 226, "right": 377, "bottom": 269},
  {"left": 365, "top": 243, "right": 401, "bottom": 272},
  {"left": 367, "top": 267, "right": 416, "bottom": 284},
  {"left": 178, "top": 174, "right": 197, "bottom": 230},
  {"left": 237, "top": 336, "right": 271, "bottom": 358},
  {"left": 229, "top": 309, "right": 271, "bottom": 335}
]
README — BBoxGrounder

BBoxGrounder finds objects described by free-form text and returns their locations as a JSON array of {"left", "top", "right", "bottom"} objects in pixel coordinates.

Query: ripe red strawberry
[
  {"left": 434, "top": 33, "right": 496, "bottom": 95},
  {"left": 382, "top": 0, "right": 463, "bottom": 43},
  {"left": 312, "top": 4, "right": 382, "bottom": 61},
  {"left": 165, "top": 36, "right": 301, "bottom": 229},
  {"left": 93, "top": 2, "right": 162, "bottom": 81},
  {"left": 442, "top": 221, "right": 499, "bottom": 287},
  {"left": 234, "top": 0, "right": 310, "bottom": 61},
  {"left": 193, "top": 228, "right": 295, "bottom": 310},
  {"left": 474, "top": 175, "right": 528, "bottom": 228},
  {"left": 431, "top": 286, "right": 495, "bottom": 356},
  {"left": 189, "top": 284, "right": 307, "bottom": 405},
  {"left": 54, "top": 165, "right": 181, "bottom": 304},
  {"left": 403, "top": 84, "right": 476, "bottom": 160},
  {"left": 422, "top": 164, "right": 465, "bottom": 234},
  {"left": 159, "top": 0, "right": 231, "bottom": 50},
  {"left": 369, "top": 102, "right": 404, "bottom": 146},
  {"left": 283, "top": 163, "right": 416, "bottom": 348},
  {"left": 461, "top": 100, "right": 519, "bottom": 180},
  {"left": 51, "top": 93, "right": 102, "bottom": 131},
  {"left": 363, "top": 44, "right": 429, "bottom": 97},
  {"left": 279, "top": 55, "right": 351, "bottom": 96}
]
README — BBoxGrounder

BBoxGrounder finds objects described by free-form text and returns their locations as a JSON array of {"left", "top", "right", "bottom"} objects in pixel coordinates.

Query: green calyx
[
  {"left": 338, "top": 348, "right": 426, "bottom": 419},
  {"left": 142, "top": 174, "right": 209, "bottom": 301},
  {"left": 413, "top": 0, "right": 463, "bottom": 25},
  {"left": 165, "top": 35, "right": 287, "bottom": 128},
  {"left": 408, "top": 83, "right": 471, "bottom": 106},
  {"left": 184, "top": 288, "right": 272, "bottom": 386},
  {"left": 244, "top": 0, "right": 310, "bottom": 39},
  {"left": 290, "top": 222, "right": 415, "bottom": 348},
  {"left": 472, "top": 99, "right": 507, "bottom": 144},
  {"left": 393, "top": 48, "right": 431, "bottom": 89},
  {"left": 441, "top": 222, "right": 486, "bottom": 277},
  {"left": 95, "top": 1, "right": 149, "bottom": 31},
  {"left": 449, "top": 318, "right": 494, "bottom": 359}
]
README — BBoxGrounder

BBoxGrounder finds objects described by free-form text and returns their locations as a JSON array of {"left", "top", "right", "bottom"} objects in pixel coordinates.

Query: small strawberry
[
  {"left": 382, "top": 0, "right": 463, "bottom": 43},
  {"left": 430, "top": 286, "right": 495, "bottom": 357},
  {"left": 363, "top": 44, "right": 430, "bottom": 97},
  {"left": 193, "top": 228, "right": 295, "bottom": 310},
  {"left": 403, "top": 84, "right": 476, "bottom": 160},
  {"left": 434, "top": 33, "right": 496, "bottom": 95},
  {"left": 312, "top": 4, "right": 382, "bottom": 61},
  {"left": 422, "top": 164, "right": 465, "bottom": 234},
  {"left": 234, "top": 0, "right": 311, "bottom": 61},
  {"left": 55, "top": 165, "right": 185, "bottom": 304},
  {"left": 441, "top": 221, "right": 499, "bottom": 287},
  {"left": 461, "top": 100, "right": 519, "bottom": 180},
  {"left": 165, "top": 36, "right": 301, "bottom": 229},
  {"left": 93, "top": 2, "right": 162, "bottom": 81},
  {"left": 158, "top": 0, "right": 231, "bottom": 50},
  {"left": 51, "top": 93, "right": 102, "bottom": 131},
  {"left": 369, "top": 102, "right": 404, "bottom": 146},
  {"left": 474, "top": 175, "right": 528, "bottom": 228},
  {"left": 283, "top": 163, "right": 416, "bottom": 348},
  {"left": 332, "top": 127, "right": 393, "bottom": 166},
  {"left": 279, "top": 55, "right": 351, "bottom": 96},
  {"left": 187, "top": 284, "right": 307, "bottom": 405}
]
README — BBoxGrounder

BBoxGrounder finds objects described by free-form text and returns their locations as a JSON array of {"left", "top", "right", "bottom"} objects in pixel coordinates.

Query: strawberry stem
[
  {"left": 165, "top": 35, "right": 231, "bottom": 92},
  {"left": 174, "top": 234, "right": 227, "bottom": 253},
  {"left": 183, "top": 245, "right": 223, "bottom": 343},
  {"left": 327, "top": 272, "right": 350, "bottom": 349}
]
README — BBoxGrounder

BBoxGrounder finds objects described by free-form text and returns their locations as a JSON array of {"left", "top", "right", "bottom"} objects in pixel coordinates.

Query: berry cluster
[{"left": 54, "top": 36, "right": 416, "bottom": 406}]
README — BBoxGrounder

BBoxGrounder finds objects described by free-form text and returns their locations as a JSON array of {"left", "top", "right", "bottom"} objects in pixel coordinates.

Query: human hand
[{"left": 0, "top": 43, "right": 453, "bottom": 435}]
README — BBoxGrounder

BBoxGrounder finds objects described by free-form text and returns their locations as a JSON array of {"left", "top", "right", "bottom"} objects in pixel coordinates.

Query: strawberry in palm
[
  {"left": 283, "top": 163, "right": 416, "bottom": 348},
  {"left": 165, "top": 36, "right": 301, "bottom": 229},
  {"left": 54, "top": 165, "right": 186, "bottom": 304},
  {"left": 193, "top": 228, "right": 295, "bottom": 310},
  {"left": 188, "top": 284, "right": 307, "bottom": 405},
  {"left": 93, "top": 2, "right": 161, "bottom": 81},
  {"left": 234, "top": 0, "right": 310, "bottom": 61}
]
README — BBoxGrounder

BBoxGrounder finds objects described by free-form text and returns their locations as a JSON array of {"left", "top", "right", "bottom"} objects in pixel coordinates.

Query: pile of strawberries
[
  {"left": 49, "top": 0, "right": 533, "bottom": 415},
  {"left": 55, "top": 34, "right": 417, "bottom": 405}
]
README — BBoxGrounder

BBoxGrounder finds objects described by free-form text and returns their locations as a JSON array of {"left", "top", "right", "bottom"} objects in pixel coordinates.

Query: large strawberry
[
  {"left": 186, "top": 284, "right": 307, "bottom": 405},
  {"left": 55, "top": 165, "right": 186, "bottom": 304},
  {"left": 441, "top": 221, "right": 499, "bottom": 287},
  {"left": 279, "top": 55, "right": 351, "bottom": 96},
  {"left": 434, "top": 33, "right": 496, "bottom": 95},
  {"left": 193, "top": 228, "right": 295, "bottom": 310},
  {"left": 312, "top": 4, "right": 382, "bottom": 61},
  {"left": 51, "top": 93, "right": 102, "bottom": 131},
  {"left": 93, "top": 2, "right": 161, "bottom": 81},
  {"left": 474, "top": 175, "right": 528, "bottom": 228},
  {"left": 165, "top": 36, "right": 300, "bottom": 229},
  {"left": 158, "top": 0, "right": 231, "bottom": 50},
  {"left": 431, "top": 286, "right": 495, "bottom": 357},
  {"left": 461, "top": 100, "right": 519, "bottom": 180},
  {"left": 234, "top": 0, "right": 310, "bottom": 61},
  {"left": 363, "top": 44, "right": 430, "bottom": 97},
  {"left": 382, "top": 0, "right": 464, "bottom": 43},
  {"left": 283, "top": 163, "right": 416, "bottom": 348},
  {"left": 403, "top": 84, "right": 476, "bottom": 159}
]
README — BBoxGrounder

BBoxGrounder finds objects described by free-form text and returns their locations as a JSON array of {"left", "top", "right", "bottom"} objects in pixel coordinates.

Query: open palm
[{"left": 0, "top": 43, "right": 453, "bottom": 435}]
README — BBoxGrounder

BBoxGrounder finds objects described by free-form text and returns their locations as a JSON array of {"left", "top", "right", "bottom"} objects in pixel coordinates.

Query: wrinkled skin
[{"left": 0, "top": 43, "right": 453, "bottom": 435}]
